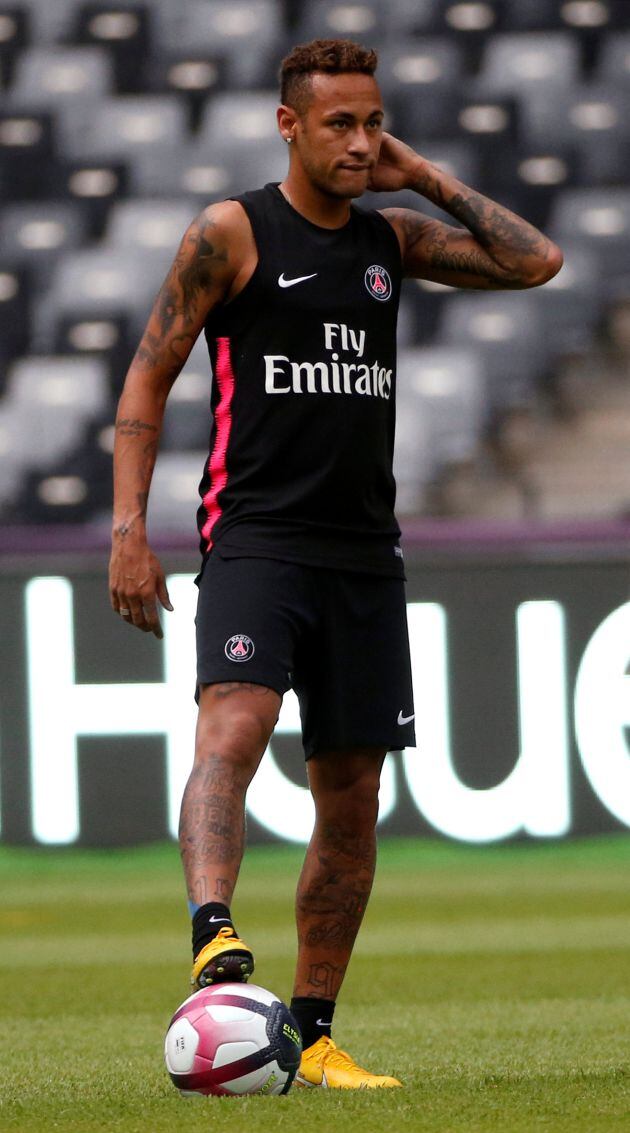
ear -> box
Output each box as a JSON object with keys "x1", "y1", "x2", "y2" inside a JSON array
[{"x1": 277, "y1": 104, "x2": 298, "y2": 144}]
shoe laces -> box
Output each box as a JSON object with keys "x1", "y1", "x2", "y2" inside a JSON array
[
  {"x1": 214, "y1": 926, "x2": 239, "y2": 943},
  {"x1": 316, "y1": 1037, "x2": 359, "y2": 1071}
]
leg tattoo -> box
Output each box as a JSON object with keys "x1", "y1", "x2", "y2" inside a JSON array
[
  {"x1": 294, "y1": 820, "x2": 377, "y2": 999},
  {"x1": 179, "y1": 755, "x2": 246, "y2": 909}
]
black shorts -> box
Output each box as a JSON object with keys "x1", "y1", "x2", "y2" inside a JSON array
[{"x1": 195, "y1": 550, "x2": 416, "y2": 759}]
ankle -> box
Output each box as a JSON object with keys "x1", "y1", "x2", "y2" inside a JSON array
[
  {"x1": 290, "y1": 997, "x2": 336, "y2": 1050},
  {"x1": 191, "y1": 902, "x2": 234, "y2": 958}
]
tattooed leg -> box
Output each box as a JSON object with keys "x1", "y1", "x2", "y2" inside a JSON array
[
  {"x1": 179, "y1": 683, "x2": 281, "y2": 908},
  {"x1": 293, "y1": 747, "x2": 387, "y2": 1000}
]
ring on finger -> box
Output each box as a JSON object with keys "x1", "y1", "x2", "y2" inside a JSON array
[{"x1": 119, "y1": 608, "x2": 131, "y2": 616}]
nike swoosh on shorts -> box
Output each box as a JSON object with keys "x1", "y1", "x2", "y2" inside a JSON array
[{"x1": 397, "y1": 711, "x2": 415, "y2": 726}]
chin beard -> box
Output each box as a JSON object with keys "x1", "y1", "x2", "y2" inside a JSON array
[{"x1": 310, "y1": 170, "x2": 369, "y2": 201}]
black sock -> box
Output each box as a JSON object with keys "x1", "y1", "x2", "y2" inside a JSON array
[
  {"x1": 290, "y1": 997, "x2": 336, "y2": 1050},
  {"x1": 192, "y1": 902, "x2": 234, "y2": 959}
]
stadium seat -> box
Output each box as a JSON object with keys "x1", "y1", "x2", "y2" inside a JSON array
[
  {"x1": 422, "y1": 1, "x2": 504, "y2": 70},
  {"x1": 0, "y1": 264, "x2": 31, "y2": 363},
  {"x1": 437, "y1": 291, "x2": 551, "y2": 412},
  {"x1": 0, "y1": 109, "x2": 55, "y2": 200},
  {"x1": 164, "y1": 0, "x2": 283, "y2": 88},
  {"x1": 295, "y1": 0, "x2": 387, "y2": 43},
  {"x1": 395, "y1": 345, "x2": 485, "y2": 509},
  {"x1": 519, "y1": 81, "x2": 630, "y2": 151},
  {"x1": 521, "y1": 81, "x2": 630, "y2": 185},
  {"x1": 221, "y1": 142, "x2": 288, "y2": 196},
  {"x1": 398, "y1": 345, "x2": 485, "y2": 441},
  {"x1": 440, "y1": 0, "x2": 503, "y2": 32},
  {"x1": 11, "y1": 414, "x2": 115, "y2": 522},
  {"x1": 13, "y1": 0, "x2": 80, "y2": 42},
  {"x1": 127, "y1": 144, "x2": 234, "y2": 203},
  {"x1": 392, "y1": 399, "x2": 433, "y2": 514},
  {"x1": 527, "y1": 240, "x2": 604, "y2": 352},
  {"x1": 55, "y1": 94, "x2": 189, "y2": 161},
  {"x1": 476, "y1": 32, "x2": 581, "y2": 94},
  {"x1": 71, "y1": 3, "x2": 152, "y2": 92},
  {"x1": 194, "y1": 106, "x2": 289, "y2": 190},
  {"x1": 548, "y1": 187, "x2": 630, "y2": 286},
  {"x1": 0, "y1": 6, "x2": 30, "y2": 87},
  {"x1": 376, "y1": 38, "x2": 465, "y2": 100},
  {"x1": 482, "y1": 145, "x2": 578, "y2": 230},
  {"x1": 594, "y1": 31, "x2": 630, "y2": 84},
  {"x1": 49, "y1": 158, "x2": 128, "y2": 239},
  {"x1": 12, "y1": 467, "x2": 91, "y2": 521},
  {"x1": 415, "y1": 139, "x2": 481, "y2": 188},
  {"x1": 143, "y1": 51, "x2": 228, "y2": 125},
  {"x1": 198, "y1": 91, "x2": 281, "y2": 149},
  {"x1": 104, "y1": 199, "x2": 194, "y2": 254},
  {"x1": 6, "y1": 351, "x2": 109, "y2": 411},
  {"x1": 383, "y1": 0, "x2": 444, "y2": 37},
  {"x1": 289, "y1": 0, "x2": 444, "y2": 38},
  {"x1": 6, "y1": 44, "x2": 114, "y2": 105},
  {"x1": 401, "y1": 277, "x2": 458, "y2": 345},
  {"x1": 146, "y1": 450, "x2": 207, "y2": 531},
  {"x1": 33, "y1": 246, "x2": 168, "y2": 349},
  {"x1": 53, "y1": 311, "x2": 135, "y2": 395},
  {"x1": 4, "y1": 354, "x2": 111, "y2": 469},
  {"x1": 0, "y1": 201, "x2": 89, "y2": 282},
  {"x1": 394, "y1": 89, "x2": 519, "y2": 155},
  {"x1": 0, "y1": 402, "x2": 33, "y2": 507},
  {"x1": 504, "y1": 0, "x2": 627, "y2": 32}
]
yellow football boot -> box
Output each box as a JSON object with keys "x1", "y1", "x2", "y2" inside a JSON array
[
  {"x1": 295, "y1": 1036, "x2": 402, "y2": 1089},
  {"x1": 190, "y1": 926, "x2": 254, "y2": 990}
]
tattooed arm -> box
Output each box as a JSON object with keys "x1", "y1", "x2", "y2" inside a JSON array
[
  {"x1": 110, "y1": 201, "x2": 253, "y2": 637},
  {"x1": 371, "y1": 133, "x2": 563, "y2": 289}
]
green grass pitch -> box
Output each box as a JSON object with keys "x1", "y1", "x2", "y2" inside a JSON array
[{"x1": 1, "y1": 835, "x2": 629, "y2": 1133}]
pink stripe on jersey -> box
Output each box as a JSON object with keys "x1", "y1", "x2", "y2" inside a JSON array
[{"x1": 201, "y1": 337, "x2": 235, "y2": 549}]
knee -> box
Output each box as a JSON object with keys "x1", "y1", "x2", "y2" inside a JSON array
[
  {"x1": 314, "y1": 764, "x2": 383, "y2": 831},
  {"x1": 194, "y1": 690, "x2": 279, "y2": 785},
  {"x1": 196, "y1": 707, "x2": 271, "y2": 763}
]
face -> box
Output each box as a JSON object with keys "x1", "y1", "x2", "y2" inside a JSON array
[{"x1": 287, "y1": 72, "x2": 384, "y2": 199}]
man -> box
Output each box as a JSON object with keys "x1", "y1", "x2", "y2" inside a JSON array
[{"x1": 109, "y1": 39, "x2": 562, "y2": 1088}]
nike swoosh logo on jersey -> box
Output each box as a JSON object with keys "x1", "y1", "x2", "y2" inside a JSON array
[
  {"x1": 397, "y1": 711, "x2": 415, "y2": 726},
  {"x1": 278, "y1": 272, "x2": 318, "y2": 288}
]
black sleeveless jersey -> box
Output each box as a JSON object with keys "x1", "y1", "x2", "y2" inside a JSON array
[{"x1": 197, "y1": 182, "x2": 404, "y2": 578}]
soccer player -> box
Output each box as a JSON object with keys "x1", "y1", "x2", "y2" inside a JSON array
[{"x1": 109, "y1": 40, "x2": 562, "y2": 1088}]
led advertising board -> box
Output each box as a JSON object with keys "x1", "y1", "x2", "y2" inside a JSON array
[{"x1": 0, "y1": 555, "x2": 628, "y2": 846}]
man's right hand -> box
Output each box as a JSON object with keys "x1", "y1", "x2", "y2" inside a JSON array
[{"x1": 109, "y1": 533, "x2": 173, "y2": 639}]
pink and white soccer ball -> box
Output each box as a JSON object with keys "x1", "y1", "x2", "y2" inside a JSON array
[{"x1": 164, "y1": 983, "x2": 302, "y2": 1097}]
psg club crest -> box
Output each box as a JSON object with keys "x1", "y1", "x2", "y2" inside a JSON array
[
  {"x1": 225, "y1": 634, "x2": 255, "y2": 662},
  {"x1": 365, "y1": 264, "x2": 392, "y2": 301}
]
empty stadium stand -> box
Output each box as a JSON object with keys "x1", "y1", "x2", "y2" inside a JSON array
[{"x1": 1, "y1": 0, "x2": 629, "y2": 525}]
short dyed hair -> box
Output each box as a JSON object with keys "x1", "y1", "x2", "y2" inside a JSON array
[{"x1": 280, "y1": 39, "x2": 378, "y2": 115}]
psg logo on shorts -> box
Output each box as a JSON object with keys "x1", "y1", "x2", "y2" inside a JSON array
[
  {"x1": 365, "y1": 264, "x2": 392, "y2": 301},
  {"x1": 225, "y1": 634, "x2": 255, "y2": 663}
]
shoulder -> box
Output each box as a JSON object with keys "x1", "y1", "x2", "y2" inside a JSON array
[
  {"x1": 197, "y1": 198, "x2": 253, "y2": 243},
  {"x1": 190, "y1": 199, "x2": 257, "y2": 272}
]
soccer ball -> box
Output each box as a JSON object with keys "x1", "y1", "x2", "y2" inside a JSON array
[{"x1": 164, "y1": 983, "x2": 302, "y2": 1097}]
